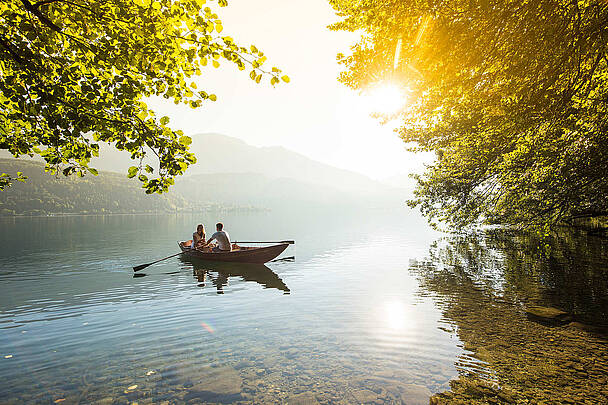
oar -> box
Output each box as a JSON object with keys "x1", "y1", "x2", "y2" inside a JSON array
[
  {"x1": 271, "y1": 256, "x2": 295, "y2": 262},
  {"x1": 133, "y1": 252, "x2": 182, "y2": 272},
  {"x1": 233, "y1": 240, "x2": 295, "y2": 244}
]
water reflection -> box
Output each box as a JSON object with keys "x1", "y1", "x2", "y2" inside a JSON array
[
  {"x1": 411, "y1": 228, "x2": 608, "y2": 403},
  {"x1": 1, "y1": 210, "x2": 449, "y2": 404},
  {"x1": 383, "y1": 300, "x2": 409, "y2": 331},
  {"x1": 179, "y1": 257, "x2": 290, "y2": 294}
]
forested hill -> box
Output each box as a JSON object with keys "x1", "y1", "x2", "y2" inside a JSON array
[
  {"x1": 0, "y1": 159, "x2": 240, "y2": 216},
  {"x1": 1, "y1": 148, "x2": 406, "y2": 216}
]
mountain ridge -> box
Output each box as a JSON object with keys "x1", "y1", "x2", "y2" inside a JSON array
[
  {"x1": 2, "y1": 133, "x2": 402, "y2": 194},
  {"x1": 90, "y1": 132, "x2": 389, "y2": 194},
  {"x1": 0, "y1": 133, "x2": 410, "y2": 215}
]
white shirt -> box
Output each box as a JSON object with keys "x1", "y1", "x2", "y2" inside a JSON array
[{"x1": 208, "y1": 230, "x2": 231, "y2": 251}]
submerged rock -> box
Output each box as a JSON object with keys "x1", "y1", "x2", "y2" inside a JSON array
[
  {"x1": 233, "y1": 359, "x2": 254, "y2": 370},
  {"x1": 568, "y1": 322, "x2": 608, "y2": 334},
  {"x1": 525, "y1": 306, "x2": 572, "y2": 325},
  {"x1": 430, "y1": 377, "x2": 514, "y2": 404},
  {"x1": 286, "y1": 391, "x2": 319, "y2": 405},
  {"x1": 161, "y1": 363, "x2": 197, "y2": 386},
  {"x1": 350, "y1": 388, "x2": 378, "y2": 404},
  {"x1": 400, "y1": 384, "x2": 432, "y2": 405},
  {"x1": 183, "y1": 366, "x2": 243, "y2": 403},
  {"x1": 191, "y1": 366, "x2": 242, "y2": 394}
]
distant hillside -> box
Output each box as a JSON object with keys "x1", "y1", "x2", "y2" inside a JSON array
[
  {"x1": 184, "y1": 133, "x2": 387, "y2": 193},
  {"x1": 2, "y1": 134, "x2": 406, "y2": 197},
  {"x1": 381, "y1": 174, "x2": 417, "y2": 192},
  {"x1": 86, "y1": 133, "x2": 395, "y2": 194},
  {"x1": 0, "y1": 134, "x2": 409, "y2": 215},
  {"x1": 0, "y1": 160, "x2": 259, "y2": 216}
]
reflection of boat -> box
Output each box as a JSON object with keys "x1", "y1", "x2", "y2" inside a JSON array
[
  {"x1": 178, "y1": 241, "x2": 289, "y2": 264},
  {"x1": 180, "y1": 257, "x2": 290, "y2": 293}
]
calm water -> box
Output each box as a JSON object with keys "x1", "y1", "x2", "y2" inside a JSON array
[{"x1": 1, "y1": 209, "x2": 607, "y2": 404}]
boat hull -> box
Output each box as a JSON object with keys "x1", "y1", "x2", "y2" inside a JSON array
[{"x1": 178, "y1": 242, "x2": 289, "y2": 264}]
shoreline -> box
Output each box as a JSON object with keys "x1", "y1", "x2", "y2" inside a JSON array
[{"x1": 0, "y1": 208, "x2": 271, "y2": 219}]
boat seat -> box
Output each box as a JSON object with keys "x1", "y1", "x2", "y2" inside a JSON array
[{"x1": 181, "y1": 241, "x2": 254, "y2": 251}]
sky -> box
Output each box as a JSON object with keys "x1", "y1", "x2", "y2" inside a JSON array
[{"x1": 147, "y1": 0, "x2": 431, "y2": 182}]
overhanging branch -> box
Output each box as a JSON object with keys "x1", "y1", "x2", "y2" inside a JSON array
[{"x1": 20, "y1": 0, "x2": 62, "y2": 32}]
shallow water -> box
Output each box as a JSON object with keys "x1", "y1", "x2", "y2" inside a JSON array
[{"x1": 0, "y1": 209, "x2": 607, "y2": 404}]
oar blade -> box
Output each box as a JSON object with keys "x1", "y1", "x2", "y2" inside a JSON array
[
  {"x1": 133, "y1": 263, "x2": 150, "y2": 272},
  {"x1": 132, "y1": 251, "x2": 182, "y2": 272}
]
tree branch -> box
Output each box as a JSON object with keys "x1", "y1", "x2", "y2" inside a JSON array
[
  {"x1": 20, "y1": 0, "x2": 62, "y2": 32},
  {"x1": 0, "y1": 37, "x2": 26, "y2": 65}
]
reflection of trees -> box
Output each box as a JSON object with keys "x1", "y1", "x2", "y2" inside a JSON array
[
  {"x1": 411, "y1": 229, "x2": 608, "y2": 403},
  {"x1": 502, "y1": 229, "x2": 608, "y2": 324},
  {"x1": 417, "y1": 229, "x2": 608, "y2": 325}
]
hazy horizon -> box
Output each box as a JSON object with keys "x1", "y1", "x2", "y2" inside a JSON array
[
  {"x1": 1, "y1": 132, "x2": 417, "y2": 191},
  {"x1": 0, "y1": 1, "x2": 433, "y2": 186},
  {"x1": 142, "y1": 0, "x2": 432, "y2": 182}
]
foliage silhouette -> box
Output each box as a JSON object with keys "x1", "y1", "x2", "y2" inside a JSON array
[
  {"x1": 330, "y1": 0, "x2": 608, "y2": 228},
  {"x1": 1, "y1": 0, "x2": 287, "y2": 193}
]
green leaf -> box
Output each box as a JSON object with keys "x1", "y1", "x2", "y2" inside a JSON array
[{"x1": 127, "y1": 166, "x2": 138, "y2": 178}]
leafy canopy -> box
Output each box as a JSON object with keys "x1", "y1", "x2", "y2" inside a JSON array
[
  {"x1": 330, "y1": 0, "x2": 608, "y2": 228},
  {"x1": 1, "y1": 0, "x2": 288, "y2": 193}
]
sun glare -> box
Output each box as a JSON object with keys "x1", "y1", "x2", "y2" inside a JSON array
[
  {"x1": 365, "y1": 83, "x2": 407, "y2": 116},
  {"x1": 384, "y1": 300, "x2": 408, "y2": 330}
]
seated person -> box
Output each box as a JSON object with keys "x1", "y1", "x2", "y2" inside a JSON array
[
  {"x1": 191, "y1": 224, "x2": 206, "y2": 249},
  {"x1": 205, "y1": 222, "x2": 231, "y2": 252}
]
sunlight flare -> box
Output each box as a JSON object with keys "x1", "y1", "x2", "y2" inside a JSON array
[
  {"x1": 200, "y1": 321, "x2": 215, "y2": 333},
  {"x1": 365, "y1": 83, "x2": 407, "y2": 116}
]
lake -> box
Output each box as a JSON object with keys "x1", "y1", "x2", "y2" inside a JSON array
[{"x1": 1, "y1": 208, "x2": 607, "y2": 404}]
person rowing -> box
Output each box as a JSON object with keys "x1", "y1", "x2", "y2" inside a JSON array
[
  {"x1": 191, "y1": 224, "x2": 206, "y2": 249},
  {"x1": 205, "y1": 222, "x2": 231, "y2": 252}
]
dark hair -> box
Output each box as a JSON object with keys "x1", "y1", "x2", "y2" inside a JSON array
[{"x1": 216, "y1": 222, "x2": 223, "y2": 231}]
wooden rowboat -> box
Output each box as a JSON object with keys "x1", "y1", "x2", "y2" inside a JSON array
[{"x1": 178, "y1": 240, "x2": 290, "y2": 264}]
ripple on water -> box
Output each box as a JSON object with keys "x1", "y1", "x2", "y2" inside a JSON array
[{"x1": 3, "y1": 213, "x2": 606, "y2": 403}]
